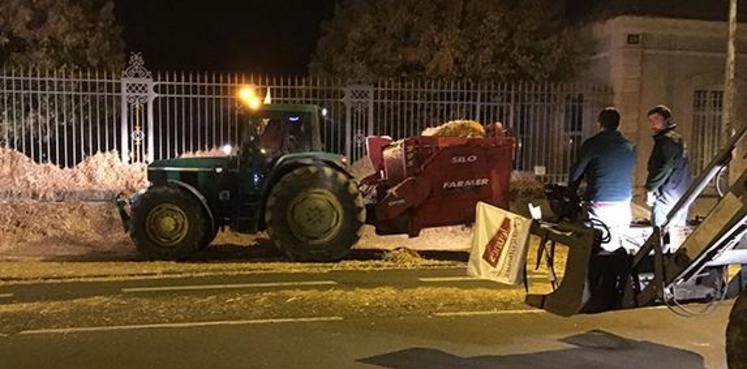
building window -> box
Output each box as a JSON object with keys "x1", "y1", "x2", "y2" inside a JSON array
[
  {"x1": 691, "y1": 90, "x2": 723, "y2": 176},
  {"x1": 626, "y1": 34, "x2": 641, "y2": 45}
]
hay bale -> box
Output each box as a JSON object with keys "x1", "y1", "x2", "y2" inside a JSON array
[{"x1": 421, "y1": 120, "x2": 485, "y2": 138}]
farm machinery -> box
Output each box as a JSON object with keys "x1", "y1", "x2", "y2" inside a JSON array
[
  {"x1": 117, "y1": 85, "x2": 514, "y2": 262},
  {"x1": 523, "y1": 124, "x2": 747, "y2": 368}
]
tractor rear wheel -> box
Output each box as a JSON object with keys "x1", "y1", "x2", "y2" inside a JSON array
[
  {"x1": 727, "y1": 289, "x2": 747, "y2": 369},
  {"x1": 265, "y1": 165, "x2": 365, "y2": 262},
  {"x1": 130, "y1": 185, "x2": 210, "y2": 260}
]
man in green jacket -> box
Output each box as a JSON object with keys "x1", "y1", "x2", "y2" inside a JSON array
[{"x1": 645, "y1": 105, "x2": 692, "y2": 236}]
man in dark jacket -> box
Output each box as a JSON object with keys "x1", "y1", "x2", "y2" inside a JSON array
[
  {"x1": 569, "y1": 107, "x2": 637, "y2": 252},
  {"x1": 645, "y1": 105, "x2": 692, "y2": 232}
]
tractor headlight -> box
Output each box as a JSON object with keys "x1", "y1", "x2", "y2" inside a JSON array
[{"x1": 237, "y1": 84, "x2": 263, "y2": 110}]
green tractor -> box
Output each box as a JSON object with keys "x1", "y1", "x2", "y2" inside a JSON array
[{"x1": 117, "y1": 101, "x2": 365, "y2": 262}]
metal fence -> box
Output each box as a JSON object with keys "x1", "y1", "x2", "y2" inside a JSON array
[
  {"x1": 0, "y1": 53, "x2": 612, "y2": 183},
  {"x1": 0, "y1": 68, "x2": 122, "y2": 167}
]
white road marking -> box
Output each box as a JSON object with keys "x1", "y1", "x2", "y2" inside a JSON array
[
  {"x1": 18, "y1": 316, "x2": 344, "y2": 336},
  {"x1": 640, "y1": 305, "x2": 670, "y2": 311},
  {"x1": 689, "y1": 342, "x2": 711, "y2": 347},
  {"x1": 121, "y1": 280, "x2": 337, "y2": 293},
  {"x1": 2, "y1": 265, "x2": 465, "y2": 286},
  {"x1": 2, "y1": 270, "x2": 333, "y2": 286},
  {"x1": 434, "y1": 309, "x2": 545, "y2": 317},
  {"x1": 418, "y1": 276, "x2": 479, "y2": 282},
  {"x1": 0, "y1": 293, "x2": 13, "y2": 298},
  {"x1": 418, "y1": 276, "x2": 543, "y2": 283}
]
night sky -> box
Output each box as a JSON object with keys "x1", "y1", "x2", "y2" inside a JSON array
[
  {"x1": 114, "y1": 0, "x2": 337, "y2": 74},
  {"x1": 114, "y1": 0, "x2": 739, "y2": 75}
]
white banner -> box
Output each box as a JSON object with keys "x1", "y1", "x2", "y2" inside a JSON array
[{"x1": 467, "y1": 202, "x2": 532, "y2": 285}]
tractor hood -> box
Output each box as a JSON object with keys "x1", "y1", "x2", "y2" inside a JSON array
[
  {"x1": 147, "y1": 156, "x2": 234, "y2": 183},
  {"x1": 149, "y1": 156, "x2": 232, "y2": 170},
  {"x1": 275, "y1": 152, "x2": 348, "y2": 169}
]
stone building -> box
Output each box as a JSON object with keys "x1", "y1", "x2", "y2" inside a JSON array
[{"x1": 574, "y1": 1, "x2": 747, "y2": 194}]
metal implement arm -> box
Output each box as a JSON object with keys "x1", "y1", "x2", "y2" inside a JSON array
[
  {"x1": 622, "y1": 124, "x2": 747, "y2": 308},
  {"x1": 661, "y1": 124, "x2": 747, "y2": 229}
]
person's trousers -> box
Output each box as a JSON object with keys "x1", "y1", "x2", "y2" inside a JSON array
[{"x1": 652, "y1": 198, "x2": 689, "y2": 252}]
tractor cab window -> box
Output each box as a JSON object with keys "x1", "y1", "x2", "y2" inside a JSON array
[
  {"x1": 259, "y1": 118, "x2": 284, "y2": 155},
  {"x1": 286, "y1": 113, "x2": 311, "y2": 152},
  {"x1": 240, "y1": 111, "x2": 314, "y2": 158}
]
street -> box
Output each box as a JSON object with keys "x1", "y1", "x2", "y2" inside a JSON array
[
  {"x1": 1, "y1": 1, "x2": 745, "y2": 368},
  {"x1": 0, "y1": 265, "x2": 735, "y2": 369}
]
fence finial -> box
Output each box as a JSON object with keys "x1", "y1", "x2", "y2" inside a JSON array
[{"x1": 122, "y1": 52, "x2": 152, "y2": 79}]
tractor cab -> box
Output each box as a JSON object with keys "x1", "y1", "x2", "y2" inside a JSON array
[
  {"x1": 238, "y1": 103, "x2": 324, "y2": 162},
  {"x1": 236, "y1": 103, "x2": 331, "y2": 196}
]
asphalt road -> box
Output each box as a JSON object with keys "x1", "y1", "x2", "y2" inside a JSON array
[
  {"x1": 0, "y1": 303, "x2": 733, "y2": 369},
  {"x1": 0, "y1": 266, "x2": 738, "y2": 369},
  {"x1": 0, "y1": 267, "x2": 524, "y2": 304}
]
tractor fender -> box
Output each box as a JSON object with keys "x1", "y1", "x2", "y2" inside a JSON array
[
  {"x1": 257, "y1": 155, "x2": 354, "y2": 230},
  {"x1": 276, "y1": 154, "x2": 353, "y2": 178},
  {"x1": 166, "y1": 179, "x2": 216, "y2": 236},
  {"x1": 264, "y1": 155, "x2": 354, "y2": 194}
]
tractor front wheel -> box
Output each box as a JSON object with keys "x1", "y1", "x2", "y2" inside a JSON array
[
  {"x1": 727, "y1": 289, "x2": 747, "y2": 369},
  {"x1": 265, "y1": 165, "x2": 365, "y2": 262},
  {"x1": 130, "y1": 185, "x2": 210, "y2": 260}
]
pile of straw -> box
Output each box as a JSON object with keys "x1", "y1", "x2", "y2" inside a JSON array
[
  {"x1": 0, "y1": 149, "x2": 147, "y2": 201},
  {"x1": 421, "y1": 120, "x2": 486, "y2": 138}
]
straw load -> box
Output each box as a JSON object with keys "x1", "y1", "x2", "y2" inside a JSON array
[
  {"x1": 350, "y1": 120, "x2": 491, "y2": 180},
  {"x1": 421, "y1": 119, "x2": 486, "y2": 138},
  {"x1": 350, "y1": 157, "x2": 375, "y2": 181}
]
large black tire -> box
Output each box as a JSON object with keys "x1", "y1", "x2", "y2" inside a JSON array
[
  {"x1": 727, "y1": 289, "x2": 747, "y2": 369},
  {"x1": 265, "y1": 165, "x2": 365, "y2": 262},
  {"x1": 130, "y1": 185, "x2": 210, "y2": 260}
]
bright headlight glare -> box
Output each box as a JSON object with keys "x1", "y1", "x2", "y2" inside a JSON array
[{"x1": 237, "y1": 84, "x2": 262, "y2": 110}]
